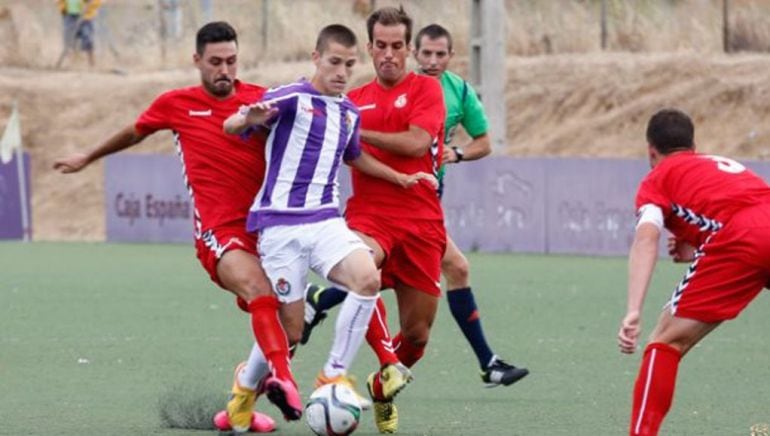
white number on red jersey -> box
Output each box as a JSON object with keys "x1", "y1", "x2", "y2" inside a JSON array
[{"x1": 705, "y1": 155, "x2": 746, "y2": 174}]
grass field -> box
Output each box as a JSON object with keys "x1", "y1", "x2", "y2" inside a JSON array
[{"x1": 1, "y1": 242, "x2": 768, "y2": 435}]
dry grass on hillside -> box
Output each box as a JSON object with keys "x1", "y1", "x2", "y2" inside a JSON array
[
  {"x1": 3, "y1": 0, "x2": 770, "y2": 71},
  {"x1": 1, "y1": 1, "x2": 770, "y2": 240}
]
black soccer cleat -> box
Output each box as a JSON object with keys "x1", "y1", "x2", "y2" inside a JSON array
[
  {"x1": 481, "y1": 356, "x2": 529, "y2": 387},
  {"x1": 300, "y1": 284, "x2": 328, "y2": 345}
]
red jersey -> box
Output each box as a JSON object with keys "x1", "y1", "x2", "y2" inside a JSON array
[
  {"x1": 635, "y1": 151, "x2": 770, "y2": 246},
  {"x1": 346, "y1": 72, "x2": 445, "y2": 220},
  {"x1": 135, "y1": 81, "x2": 266, "y2": 235}
]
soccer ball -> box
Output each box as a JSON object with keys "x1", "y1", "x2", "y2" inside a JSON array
[{"x1": 305, "y1": 383, "x2": 362, "y2": 435}]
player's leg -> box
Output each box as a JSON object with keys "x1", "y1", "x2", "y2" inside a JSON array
[
  {"x1": 391, "y1": 284, "x2": 439, "y2": 367},
  {"x1": 216, "y1": 249, "x2": 300, "y2": 422},
  {"x1": 364, "y1": 283, "x2": 435, "y2": 434},
  {"x1": 340, "y1": 228, "x2": 404, "y2": 370},
  {"x1": 629, "y1": 311, "x2": 719, "y2": 436},
  {"x1": 314, "y1": 245, "x2": 379, "y2": 408},
  {"x1": 300, "y1": 229, "x2": 384, "y2": 344},
  {"x1": 195, "y1": 228, "x2": 283, "y2": 431},
  {"x1": 442, "y1": 235, "x2": 529, "y2": 386},
  {"x1": 217, "y1": 249, "x2": 294, "y2": 383},
  {"x1": 320, "y1": 253, "x2": 379, "y2": 379},
  {"x1": 629, "y1": 221, "x2": 770, "y2": 435},
  {"x1": 216, "y1": 343, "x2": 276, "y2": 433}
]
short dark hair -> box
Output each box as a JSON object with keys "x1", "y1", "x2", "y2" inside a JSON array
[
  {"x1": 315, "y1": 24, "x2": 358, "y2": 53},
  {"x1": 366, "y1": 6, "x2": 412, "y2": 44},
  {"x1": 196, "y1": 21, "x2": 238, "y2": 55},
  {"x1": 646, "y1": 109, "x2": 695, "y2": 154},
  {"x1": 415, "y1": 23, "x2": 453, "y2": 51}
]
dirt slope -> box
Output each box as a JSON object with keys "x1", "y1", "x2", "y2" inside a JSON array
[{"x1": 2, "y1": 52, "x2": 770, "y2": 241}]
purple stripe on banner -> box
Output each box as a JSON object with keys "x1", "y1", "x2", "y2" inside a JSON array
[
  {"x1": 288, "y1": 97, "x2": 327, "y2": 207},
  {"x1": 0, "y1": 152, "x2": 31, "y2": 240},
  {"x1": 260, "y1": 96, "x2": 298, "y2": 207},
  {"x1": 321, "y1": 106, "x2": 349, "y2": 204}
]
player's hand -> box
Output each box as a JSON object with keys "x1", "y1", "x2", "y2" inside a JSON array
[
  {"x1": 244, "y1": 102, "x2": 278, "y2": 126},
  {"x1": 442, "y1": 146, "x2": 458, "y2": 163},
  {"x1": 399, "y1": 171, "x2": 438, "y2": 189},
  {"x1": 667, "y1": 236, "x2": 696, "y2": 263},
  {"x1": 618, "y1": 310, "x2": 641, "y2": 354},
  {"x1": 53, "y1": 153, "x2": 90, "y2": 173}
]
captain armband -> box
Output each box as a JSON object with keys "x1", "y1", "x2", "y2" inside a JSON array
[{"x1": 636, "y1": 203, "x2": 663, "y2": 230}]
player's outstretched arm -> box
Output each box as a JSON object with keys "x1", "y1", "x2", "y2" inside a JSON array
[
  {"x1": 348, "y1": 152, "x2": 437, "y2": 189},
  {"x1": 618, "y1": 222, "x2": 660, "y2": 354},
  {"x1": 224, "y1": 102, "x2": 278, "y2": 135},
  {"x1": 53, "y1": 124, "x2": 146, "y2": 173},
  {"x1": 360, "y1": 125, "x2": 433, "y2": 157}
]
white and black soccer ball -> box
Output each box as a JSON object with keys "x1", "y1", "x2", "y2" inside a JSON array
[{"x1": 305, "y1": 383, "x2": 362, "y2": 436}]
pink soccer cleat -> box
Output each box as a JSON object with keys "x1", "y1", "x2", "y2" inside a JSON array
[
  {"x1": 264, "y1": 376, "x2": 303, "y2": 421},
  {"x1": 213, "y1": 410, "x2": 276, "y2": 433}
]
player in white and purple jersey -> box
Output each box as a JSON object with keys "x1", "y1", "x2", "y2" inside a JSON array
[{"x1": 223, "y1": 24, "x2": 437, "y2": 420}]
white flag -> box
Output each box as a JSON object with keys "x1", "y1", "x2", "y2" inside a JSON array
[{"x1": 0, "y1": 102, "x2": 22, "y2": 164}]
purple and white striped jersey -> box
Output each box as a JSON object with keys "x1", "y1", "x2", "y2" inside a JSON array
[{"x1": 246, "y1": 80, "x2": 361, "y2": 232}]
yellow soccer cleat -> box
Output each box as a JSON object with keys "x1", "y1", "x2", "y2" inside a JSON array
[
  {"x1": 226, "y1": 362, "x2": 257, "y2": 433},
  {"x1": 366, "y1": 363, "x2": 413, "y2": 401},
  {"x1": 372, "y1": 400, "x2": 399, "y2": 434},
  {"x1": 315, "y1": 371, "x2": 372, "y2": 410}
]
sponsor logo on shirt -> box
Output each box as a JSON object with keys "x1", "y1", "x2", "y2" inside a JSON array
[
  {"x1": 358, "y1": 103, "x2": 376, "y2": 111},
  {"x1": 301, "y1": 104, "x2": 325, "y2": 117},
  {"x1": 275, "y1": 277, "x2": 291, "y2": 296},
  {"x1": 188, "y1": 109, "x2": 212, "y2": 117},
  {"x1": 394, "y1": 93, "x2": 407, "y2": 108}
]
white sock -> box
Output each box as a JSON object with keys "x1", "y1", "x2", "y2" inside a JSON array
[
  {"x1": 238, "y1": 342, "x2": 270, "y2": 390},
  {"x1": 323, "y1": 292, "x2": 377, "y2": 378}
]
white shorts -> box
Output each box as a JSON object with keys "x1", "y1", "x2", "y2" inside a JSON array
[{"x1": 258, "y1": 218, "x2": 370, "y2": 303}]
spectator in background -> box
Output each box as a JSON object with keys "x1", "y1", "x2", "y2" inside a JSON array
[{"x1": 57, "y1": 0, "x2": 102, "y2": 67}]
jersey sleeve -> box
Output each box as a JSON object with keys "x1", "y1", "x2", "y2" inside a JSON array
[
  {"x1": 409, "y1": 78, "x2": 445, "y2": 138},
  {"x1": 460, "y1": 82, "x2": 489, "y2": 138},
  {"x1": 343, "y1": 114, "x2": 362, "y2": 162},
  {"x1": 634, "y1": 173, "x2": 671, "y2": 218},
  {"x1": 135, "y1": 92, "x2": 174, "y2": 136},
  {"x1": 262, "y1": 85, "x2": 302, "y2": 127}
]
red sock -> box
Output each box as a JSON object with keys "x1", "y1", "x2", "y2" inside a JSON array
[
  {"x1": 365, "y1": 297, "x2": 400, "y2": 367},
  {"x1": 630, "y1": 343, "x2": 681, "y2": 436},
  {"x1": 248, "y1": 296, "x2": 293, "y2": 382},
  {"x1": 393, "y1": 333, "x2": 425, "y2": 368}
]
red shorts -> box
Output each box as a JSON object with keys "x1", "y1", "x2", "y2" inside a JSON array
[
  {"x1": 671, "y1": 205, "x2": 770, "y2": 322},
  {"x1": 347, "y1": 213, "x2": 446, "y2": 296},
  {"x1": 195, "y1": 224, "x2": 258, "y2": 289}
]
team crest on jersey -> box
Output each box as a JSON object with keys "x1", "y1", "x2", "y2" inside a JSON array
[
  {"x1": 394, "y1": 93, "x2": 407, "y2": 108},
  {"x1": 275, "y1": 278, "x2": 291, "y2": 296}
]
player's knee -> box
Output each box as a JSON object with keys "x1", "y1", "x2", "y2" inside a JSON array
[
  {"x1": 232, "y1": 275, "x2": 272, "y2": 301},
  {"x1": 401, "y1": 326, "x2": 430, "y2": 348},
  {"x1": 442, "y1": 255, "x2": 469, "y2": 284},
  {"x1": 348, "y1": 268, "x2": 380, "y2": 296}
]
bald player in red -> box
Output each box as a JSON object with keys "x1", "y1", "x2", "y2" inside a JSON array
[{"x1": 618, "y1": 108, "x2": 770, "y2": 435}]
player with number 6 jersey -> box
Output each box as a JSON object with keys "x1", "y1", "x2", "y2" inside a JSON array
[{"x1": 619, "y1": 108, "x2": 770, "y2": 435}]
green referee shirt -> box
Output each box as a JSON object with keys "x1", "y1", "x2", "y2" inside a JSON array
[{"x1": 437, "y1": 70, "x2": 489, "y2": 182}]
